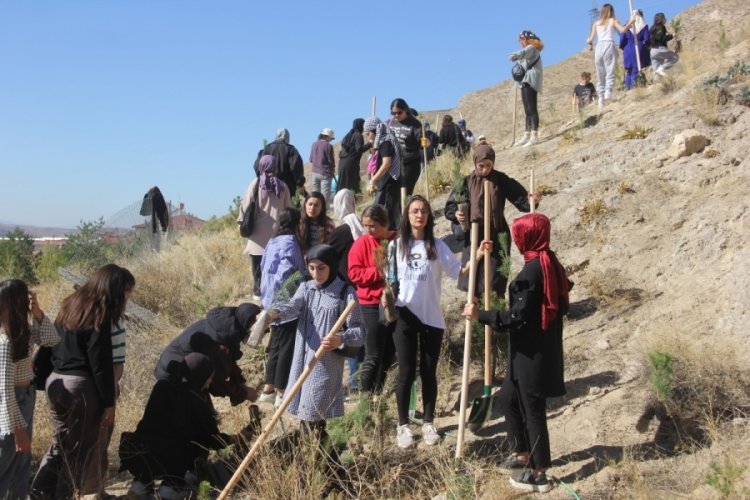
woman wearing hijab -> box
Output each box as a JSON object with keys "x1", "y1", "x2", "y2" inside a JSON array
[
  {"x1": 619, "y1": 9, "x2": 651, "y2": 89},
  {"x1": 364, "y1": 117, "x2": 403, "y2": 230},
  {"x1": 464, "y1": 213, "x2": 570, "y2": 493},
  {"x1": 509, "y1": 30, "x2": 545, "y2": 147},
  {"x1": 154, "y1": 303, "x2": 262, "y2": 406},
  {"x1": 121, "y1": 353, "x2": 255, "y2": 498},
  {"x1": 238, "y1": 154, "x2": 292, "y2": 299},
  {"x1": 337, "y1": 118, "x2": 371, "y2": 193},
  {"x1": 445, "y1": 144, "x2": 539, "y2": 298}
]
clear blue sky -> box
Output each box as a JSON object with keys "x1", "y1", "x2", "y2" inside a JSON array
[{"x1": 0, "y1": 0, "x2": 697, "y2": 228}]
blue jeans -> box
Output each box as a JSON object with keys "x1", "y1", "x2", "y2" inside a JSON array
[{"x1": 0, "y1": 385, "x2": 36, "y2": 499}]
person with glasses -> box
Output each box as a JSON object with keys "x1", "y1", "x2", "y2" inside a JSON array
[
  {"x1": 388, "y1": 98, "x2": 425, "y2": 196},
  {"x1": 389, "y1": 196, "x2": 490, "y2": 448},
  {"x1": 445, "y1": 144, "x2": 539, "y2": 300}
]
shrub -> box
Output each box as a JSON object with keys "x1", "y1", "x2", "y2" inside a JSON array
[
  {"x1": 0, "y1": 227, "x2": 37, "y2": 283},
  {"x1": 706, "y1": 455, "x2": 748, "y2": 499},
  {"x1": 580, "y1": 198, "x2": 609, "y2": 223},
  {"x1": 691, "y1": 87, "x2": 722, "y2": 126},
  {"x1": 618, "y1": 125, "x2": 654, "y2": 140}
]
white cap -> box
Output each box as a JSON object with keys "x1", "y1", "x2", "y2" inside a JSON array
[{"x1": 320, "y1": 128, "x2": 335, "y2": 139}]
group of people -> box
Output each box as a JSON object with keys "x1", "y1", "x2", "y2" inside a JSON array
[
  {"x1": 584, "y1": 5, "x2": 680, "y2": 109},
  {"x1": 236, "y1": 115, "x2": 570, "y2": 492}
]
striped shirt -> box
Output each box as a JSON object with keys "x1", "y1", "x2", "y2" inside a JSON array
[
  {"x1": 0, "y1": 315, "x2": 59, "y2": 435},
  {"x1": 112, "y1": 325, "x2": 126, "y2": 365}
]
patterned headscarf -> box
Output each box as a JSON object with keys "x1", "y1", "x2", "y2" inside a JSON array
[
  {"x1": 364, "y1": 117, "x2": 402, "y2": 181},
  {"x1": 511, "y1": 213, "x2": 569, "y2": 331},
  {"x1": 519, "y1": 30, "x2": 540, "y2": 40},
  {"x1": 259, "y1": 154, "x2": 282, "y2": 203}
]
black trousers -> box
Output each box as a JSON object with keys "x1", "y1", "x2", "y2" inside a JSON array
[
  {"x1": 376, "y1": 176, "x2": 401, "y2": 231},
  {"x1": 392, "y1": 306, "x2": 444, "y2": 425},
  {"x1": 498, "y1": 376, "x2": 551, "y2": 469},
  {"x1": 250, "y1": 254, "x2": 263, "y2": 296},
  {"x1": 521, "y1": 83, "x2": 539, "y2": 132},
  {"x1": 264, "y1": 320, "x2": 298, "y2": 390},
  {"x1": 357, "y1": 305, "x2": 395, "y2": 394},
  {"x1": 401, "y1": 159, "x2": 421, "y2": 196}
]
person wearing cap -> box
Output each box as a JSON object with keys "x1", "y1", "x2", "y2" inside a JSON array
[
  {"x1": 266, "y1": 244, "x2": 364, "y2": 433},
  {"x1": 253, "y1": 128, "x2": 307, "y2": 198},
  {"x1": 310, "y1": 128, "x2": 336, "y2": 207},
  {"x1": 510, "y1": 30, "x2": 545, "y2": 147},
  {"x1": 388, "y1": 98, "x2": 424, "y2": 196},
  {"x1": 154, "y1": 304, "x2": 262, "y2": 406},
  {"x1": 457, "y1": 118, "x2": 476, "y2": 146},
  {"x1": 445, "y1": 144, "x2": 540, "y2": 298},
  {"x1": 364, "y1": 117, "x2": 403, "y2": 230},
  {"x1": 476, "y1": 134, "x2": 489, "y2": 146}
]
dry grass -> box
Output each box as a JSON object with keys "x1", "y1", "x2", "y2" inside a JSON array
[
  {"x1": 126, "y1": 227, "x2": 250, "y2": 326},
  {"x1": 580, "y1": 198, "x2": 609, "y2": 224},
  {"x1": 617, "y1": 179, "x2": 635, "y2": 194},
  {"x1": 618, "y1": 125, "x2": 655, "y2": 141},
  {"x1": 691, "y1": 87, "x2": 722, "y2": 126}
]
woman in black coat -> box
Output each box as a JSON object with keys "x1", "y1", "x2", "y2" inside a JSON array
[
  {"x1": 464, "y1": 212, "x2": 569, "y2": 494},
  {"x1": 120, "y1": 353, "x2": 254, "y2": 497},
  {"x1": 154, "y1": 303, "x2": 261, "y2": 405},
  {"x1": 337, "y1": 118, "x2": 370, "y2": 193}
]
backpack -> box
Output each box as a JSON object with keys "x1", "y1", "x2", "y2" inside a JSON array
[
  {"x1": 239, "y1": 181, "x2": 260, "y2": 238},
  {"x1": 511, "y1": 53, "x2": 540, "y2": 82}
]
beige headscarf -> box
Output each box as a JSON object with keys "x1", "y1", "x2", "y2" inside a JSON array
[{"x1": 333, "y1": 189, "x2": 364, "y2": 239}]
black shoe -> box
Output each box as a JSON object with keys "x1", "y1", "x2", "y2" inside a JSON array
[
  {"x1": 509, "y1": 470, "x2": 551, "y2": 493},
  {"x1": 499, "y1": 455, "x2": 529, "y2": 473}
]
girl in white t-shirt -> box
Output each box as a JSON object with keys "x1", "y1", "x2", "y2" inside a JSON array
[{"x1": 390, "y1": 195, "x2": 489, "y2": 448}]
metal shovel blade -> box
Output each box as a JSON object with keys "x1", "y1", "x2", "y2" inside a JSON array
[{"x1": 467, "y1": 385, "x2": 493, "y2": 433}]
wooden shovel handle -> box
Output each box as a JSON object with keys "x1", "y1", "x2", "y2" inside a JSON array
[{"x1": 483, "y1": 181, "x2": 492, "y2": 385}]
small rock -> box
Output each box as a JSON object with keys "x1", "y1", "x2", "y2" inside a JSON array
[
  {"x1": 667, "y1": 129, "x2": 710, "y2": 159},
  {"x1": 596, "y1": 339, "x2": 611, "y2": 350},
  {"x1": 590, "y1": 386, "x2": 602, "y2": 396}
]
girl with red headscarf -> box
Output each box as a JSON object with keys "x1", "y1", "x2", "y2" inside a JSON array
[{"x1": 464, "y1": 212, "x2": 570, "y2": 494}]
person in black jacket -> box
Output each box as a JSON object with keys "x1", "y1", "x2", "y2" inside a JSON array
[
  {"x1": 438, "y1": 115, "x2": 468, "y2": 158},
  {"x1": 120, "y1": 353, "x2": 256, "y2": 498},
  {"x1": 337, "y1": 118, "x2": 371, "y2": 193},
  {"x1": 649, "y1": 12, "x2": 679, "y2": 79},
  {"x1": 253, "y1": 128, "x2": 307, "y2": 198},
  {"x1": 464, "y1": 212, "x2": 569, "y2": 494},
  {"x1": 389, "y1": 98, "x2": 424, "y2": 196},
  {"x1": 31, "y1": 264, "x2": 135, "y2": 500},
  {"x1": 154, "y1": 304, "x2": 261, "y2": 406},
  {"x1": 444, "y1": 145, "x2": 538, "y2": 298}
]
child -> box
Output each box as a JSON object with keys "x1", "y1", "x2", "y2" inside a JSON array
[
  {"x1": 464, "y1": 213, "x2": 570, "y2": 493},
  {"x1": 571, "y1": 72, "x2": 598, "y2": 111},
  {"x1": 271, "y1": 244, "x2": 364, "y2": 432},
  {"x1": 650, "y1": 12, "x2": 679, "y2": 79}
]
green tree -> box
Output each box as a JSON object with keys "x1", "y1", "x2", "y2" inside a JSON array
[
  {"x1": 62, "y1": 218, "x2": 111, "y2": 273},
  {"x1": 0, "y1": 227, "x2": 38, "y2": 283}
]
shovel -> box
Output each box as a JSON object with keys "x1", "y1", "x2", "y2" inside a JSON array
[
  {"x1": 468, "y1": 180, "x2": 493, "y2": 432},
  {"x1": 218, "y1": 300, "x2": 357, "y2": 500},
  {"x1": 456, "y1": 223, "x2": 479, "y2": 459}
]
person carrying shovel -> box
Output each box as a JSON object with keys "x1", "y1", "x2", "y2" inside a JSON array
[{"x1": 463, "y1": 212, "x2": 570, "y2": 493}]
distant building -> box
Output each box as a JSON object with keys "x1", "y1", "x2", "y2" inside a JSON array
[{"x1": 132, "y1": 202, "x2": 205, "y2": 232}]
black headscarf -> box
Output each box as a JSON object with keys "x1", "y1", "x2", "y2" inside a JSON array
[
  {"x1": 341, "y1": 118, "x2": 365, "y2": 152},
  {"x1": 183, "y1": 352, "x2": 214, "y2": 392},
  {"x1": 306, "y1": 244, "x2": 339, "y2": 288}
]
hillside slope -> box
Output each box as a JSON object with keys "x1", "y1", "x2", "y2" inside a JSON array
[{"x1": 425, "y1": 0, "x2": 750, "y2": 496}]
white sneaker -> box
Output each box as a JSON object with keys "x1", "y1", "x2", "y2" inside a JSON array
[
  {"x1": 656, "y1": 66, "x2": 668, "y2": 77},
  {"x1": 274, "y1": 394, "x2": 283, "y2": 408},
  {"x1": 258, "y1": 391, "x2": 275, "y2": 403},
  {"x1": 252, "y1": 294, "x2": 262, "y2": 301},
  {"x1": 597, "y1": 96, "x2": 604, "y2": 109},
  {"x1": 523, "y1": 132, "x2": 538, "y2": 147},
  {"x1": 422, "y1": 423, "x2": 440, "y2": 445},
  {"x1": 514, "y1": 132, "x2": 530, "y2": 147},
  {"x1": 396, "y1": 424, "x2": 415, "y2": 448}
]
